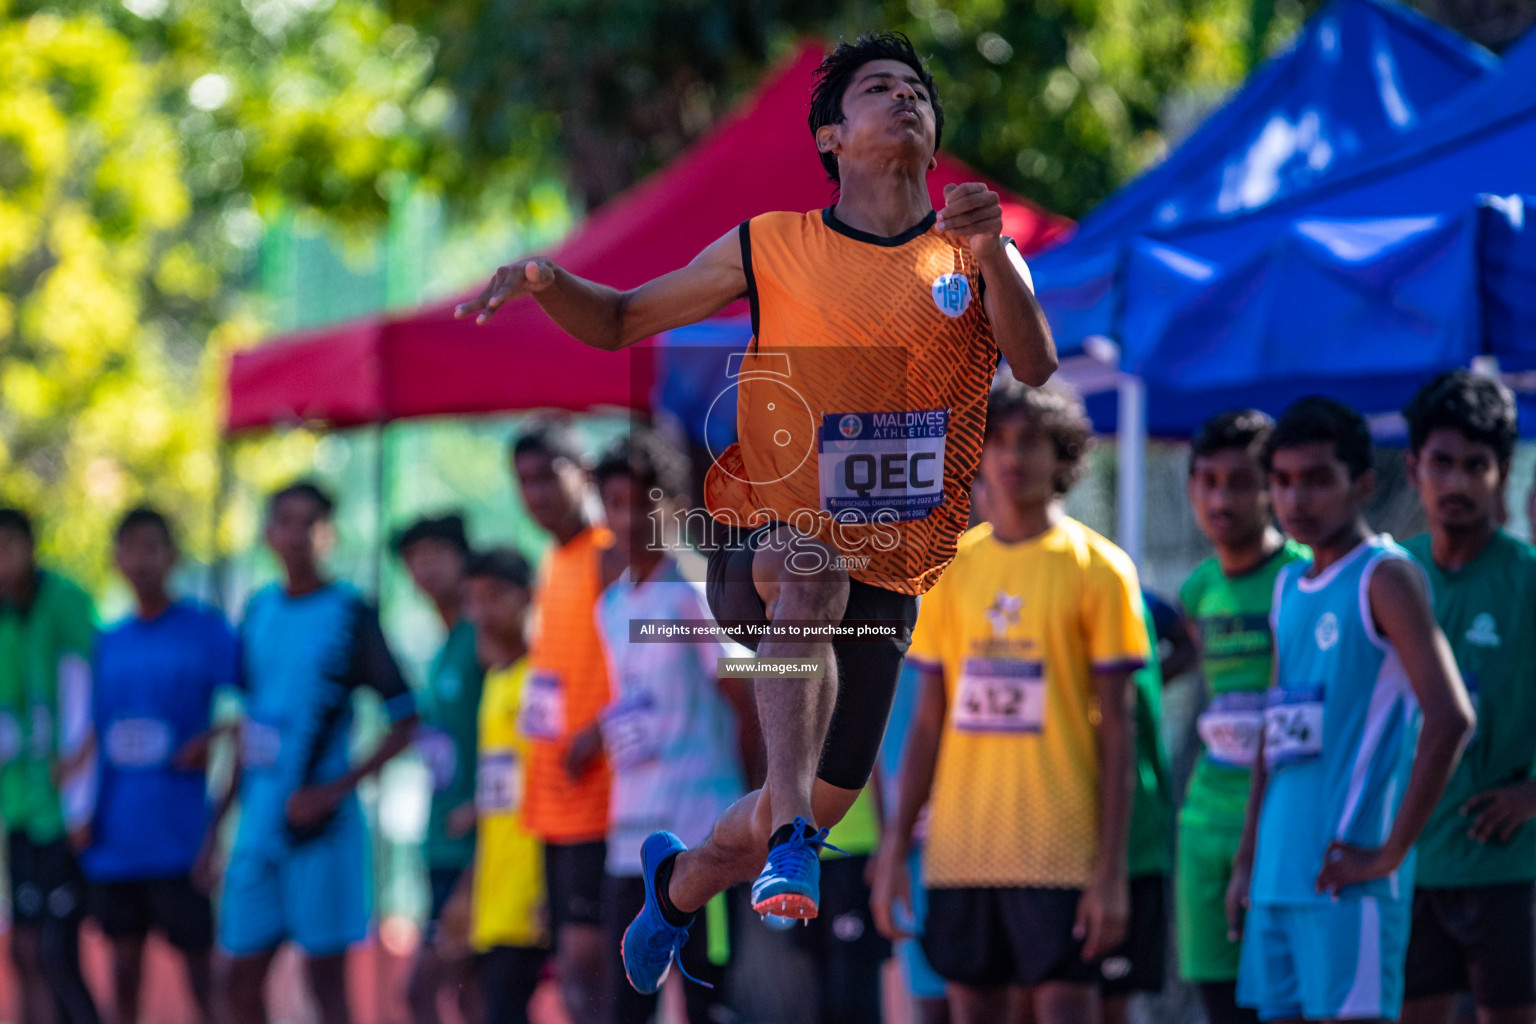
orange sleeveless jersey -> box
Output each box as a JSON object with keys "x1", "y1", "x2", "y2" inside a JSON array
[
  {"x1": 703, "y1": 209, "x2": 1000, "y2": 596},
  {"x1": 522, "y1": 525, "x2": 613, "y2": 843}
]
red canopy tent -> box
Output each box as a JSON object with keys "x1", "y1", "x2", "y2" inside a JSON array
[{"x1": 224, "y1": 41, "x2": 1072, "y2": 434}]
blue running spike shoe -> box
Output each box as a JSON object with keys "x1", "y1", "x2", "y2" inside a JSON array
[
  {"x1": 621, "y1": 831, "x2": 706, "y2": 994},
  {"x1": 750, "y1": 816, "x2": 844, "y2": 919}
]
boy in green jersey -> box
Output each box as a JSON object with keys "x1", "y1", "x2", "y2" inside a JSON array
[
  {"x1": 1400, "y1": 371, "x2": 1536, "y2": 1024},
  {"x1": 396, "y1": 514, "x2": 485, "y2": 1024},
  {"x1": 1176, "y1": 412, "x2": 1306, "y2": 1024},
  {"x1": 0, "y1": 509, "x2": 101, "y2": 1024}
]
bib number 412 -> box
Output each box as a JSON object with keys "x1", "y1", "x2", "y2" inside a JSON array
[{"x1": 953, "y1": 658, "x2": 1045, "y2": 733}]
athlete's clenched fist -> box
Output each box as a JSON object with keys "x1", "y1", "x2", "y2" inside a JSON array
[{"x1": 937, "y1": 181, "x2": 1004, "y2": 258}]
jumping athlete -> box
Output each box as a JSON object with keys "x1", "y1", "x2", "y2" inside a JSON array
[{"x1": 459, "y1": 32, "x2": 1055, "y2": 993}]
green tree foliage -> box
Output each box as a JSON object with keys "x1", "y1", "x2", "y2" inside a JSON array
[
  {"x1": 388, "y1": 0, "x2": 1325, "y2": 216},
  {"x1": 0, "y1": 0, "x2": 460, "y2": 587}
]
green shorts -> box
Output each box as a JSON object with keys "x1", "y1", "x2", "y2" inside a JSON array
[{"x1": 1176, "y1": 814, "x2": 1244, "y2": 983}]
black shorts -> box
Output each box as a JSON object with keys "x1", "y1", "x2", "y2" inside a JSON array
[
  {"x1": 89, "y1": 877, "x2": 214, "y2": 953},
  {"x1": 544, "y1": 840, "x2": 606, "y2": 931},
  {"x1": 1100, "y1": 875, "x2": 1167, "y2": 997},
  {"x1": 1405, "y1": 882, "x2": 1536, "y2": 1009},
  {"x1": 477, "y1": 944, "x2": 548, "y2": 1024},
  {"x1": 922, "y1": 886, "x2": 1099, "y2": 989},
  {"x1": 705, "y1": 522, "x2": 919, "y2": 790},
  {"x1": 9, "y1": 834, "x2": 87, "y2": 926}
]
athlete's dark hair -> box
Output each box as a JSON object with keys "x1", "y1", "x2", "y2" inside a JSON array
[
  {"x1": 267, "y1": 480, "x2": 335, "y2": 520},
  {"x1": 985, "y1": 379, "x2": 1095, "y2": 495},
  {"x1": 592, "y1": 428, "x2": 691, "y2": 500},
  {"x1": 393, "y1": 513, "x2": 469, "y2": 556},
  {"x1": 809, "y1": 32, "x2": 944, "y2": 185},
  {"x1": 116, "y1": 506, "x2": 175, "y2": 546},
  {"x1": 0, "y1": 508, "x2": 33, "y2": 542},
  {"x1": 1264, "y1": 396, "x2": 1373, "y2": 480},
  {"x1": 465, "y1": 547, "x2": 533, "y2": 590},
  {"x1": 510, "y1": 417, "x2": 585, "y2": 466},
  {"x1": 1189, "y1": 409, "x2": 1275, "y2": 476},
  {"x1": 1402, "y1": 370, "x2": 1517, "y2": 464}
]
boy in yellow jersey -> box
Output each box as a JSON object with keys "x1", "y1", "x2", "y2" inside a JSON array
[
  {"x1": 460, "y1": 549, "x2": 549, "y2": 1024},
  {"x1": 870, "y1": 381, "x2": 1149, "y2": 1024},
  {"x1": 459, "y1": 31, "x2": 1056, "y2": 992}
]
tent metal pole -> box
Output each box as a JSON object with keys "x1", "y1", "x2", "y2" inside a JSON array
[{"x1": 1116, "y1": 374, "x2": 1147, "y2": 568}]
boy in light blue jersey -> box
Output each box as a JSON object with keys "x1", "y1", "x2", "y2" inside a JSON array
[
  {"x1": 1229, "y1": 397, "x2": 1474, "y2": 1024},
  {"x1": 219, "y1": 482, "x2": 420, "y2": 1024}
]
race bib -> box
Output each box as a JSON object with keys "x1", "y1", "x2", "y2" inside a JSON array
[
  {"x1": 241, "y1": 720, "x2": 283, "y2": 769},
  {"x1": 953, "y1": 658, "x2": 1045, "y2": 733},
  {"x1": 104, "y1": 718, "x2": 174, "y2": 769},
  {"x1": 0, "y1": 712, "x2": 21, "y2": 764},
  {"x1": 517, "y1": 671, "x2": 565, "y2": 741},
  {"x1": 818, "y1": 410, "x2": 948, "y2": 522},
  {"x1": 415, "y1": 727, "x2": 458, "y2": 791},
  {"x1": 476, "y1": 750, "x2": 522, "y2": 814},
  {"x1": 1264, "y1": 685, "x2": 1325, "y2": 768},
  {"x1": 601, "y1": 691, "x2": 661, "y2": 769},
  {"x1": 1197, "y1": 692, "x2": 1266, "y2": 768}
]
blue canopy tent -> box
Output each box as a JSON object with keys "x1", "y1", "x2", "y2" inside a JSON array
[
  {"x1": 1032, "y1": 0, "x2": 1496, "y2": 358},
  {"x1": 1119, "y1": 39, "x2": 1536, "y2": 432},
  {"x1": 1025, "y1": 0, "x2": 1495, "y2": 560}
]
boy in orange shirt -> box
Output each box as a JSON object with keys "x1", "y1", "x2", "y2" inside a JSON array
[{"x1": 509, "y1": 419, "x2": 616, "y2": 1023}]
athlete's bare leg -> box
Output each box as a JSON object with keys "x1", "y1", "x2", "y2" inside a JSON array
[
  {"x1": 669, "y1": 778, "x2": 863, "y2": 913},
  {"x1": 947, "y1": 984, "x2": 1009, "y2": 1024},
  {"x1": 220, "y1": 950, "x2": 275, "y2": 1024},
  {"x1": 667, "y1": 528, "x2": 853, "y2": 914},
  {"x1": 110, "y1": 936, "x2": 145, "y2": 1024},
  {"x1": 1033, "y1": 983, "x2": 1101, "y2": 1024},
  {"x1": 1478, "y1": 1006, "x2": 1536, "y2": 1024},
  {"x1": 306, "y1": 953, "x2": 351, "y2": 1024}
]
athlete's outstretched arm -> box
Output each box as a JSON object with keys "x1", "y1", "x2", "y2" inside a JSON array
[
  {"x1": 454, "y1": 229, "x2": 748, "y2": 351},
  {"x1": 1315, "y1": 559, "x2": 1474, "y2": 894},
  {"x1": 869, "y1": 663, "x2": 947, "y2": 941},
  {"x1": 938, "y1": 182, "x2": 1057, "y2": 386}
]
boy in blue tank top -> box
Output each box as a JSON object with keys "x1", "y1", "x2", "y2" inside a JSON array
[{"x1": 1228, "y1": 397, "x2": 1474, "y2": 1023}]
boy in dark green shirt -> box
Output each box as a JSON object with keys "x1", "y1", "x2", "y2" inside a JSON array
[
  {"x1": 396, "y1": 514, "x2": 484, "y2": 1024},
  {"x1": 0, "y1": 508, "x2": 100, "y2": 1024},
  {"x1": 1400, "y1": 371, "x2": 1536, "y2": 1024}
]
